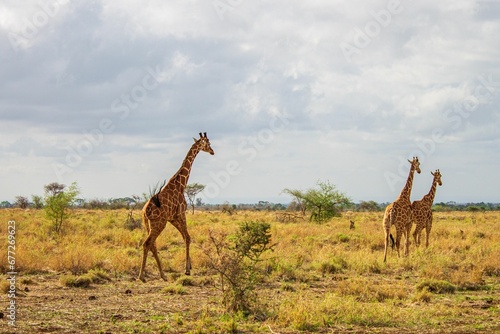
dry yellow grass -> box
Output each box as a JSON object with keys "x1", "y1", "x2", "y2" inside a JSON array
[{"x1": 0, "y1": 208, "x2": 499, "y2": 333}]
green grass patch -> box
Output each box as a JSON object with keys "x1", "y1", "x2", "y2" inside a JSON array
[
  {"x1": 162, "y1": 284, "x2": 187, "y2": 295},
  {"x1": 416, "y1": 279, "x2": 456, "y2": 294},
  {"x1": 60, "y1": 274, "x2": 92, "y2": 288}
]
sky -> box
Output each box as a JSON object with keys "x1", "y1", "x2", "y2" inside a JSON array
[{"x1": 0, "y1": 0, "x2": 499, "y2": 205}]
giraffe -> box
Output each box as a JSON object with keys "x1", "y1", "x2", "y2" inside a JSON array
[
  {"x1": 138, "y1": 132, "x2": 214, "y2": 282},
  {"x1": 412, "y1": 169, "x2": 442, "y2": 248},
  {"x1": 383, "y1": 157, "x2": 421, "y2": 262}
]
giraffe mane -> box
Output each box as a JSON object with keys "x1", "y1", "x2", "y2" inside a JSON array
[{"x1": 149, "y1": 179, "x2": 166, "y2": 208}]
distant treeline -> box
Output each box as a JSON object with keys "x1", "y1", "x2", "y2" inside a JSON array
[
  {"x1": 2, "y1": 197, "x2": 498, "y2": 212},
  {"x1": 355, "y1": 200, "x2": 499, "y2": 212}
]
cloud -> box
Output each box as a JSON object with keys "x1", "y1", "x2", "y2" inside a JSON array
[{"x1": 0, "y1": 0, "x2": 499, "y2": 203}]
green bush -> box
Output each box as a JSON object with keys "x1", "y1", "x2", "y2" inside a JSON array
[
  {"x1": 416, "y1": 279, "x2": 456, "y2": 294},
  {"x1": 203, "y1": 221, "x2": 274, "y2": 314}
]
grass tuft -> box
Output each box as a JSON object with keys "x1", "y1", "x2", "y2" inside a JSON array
[
  {"x1": 416, "y1": 279, "x2": 456, "y2": 294},
  {"x1": 60, "y1": 274, "x2": 92, "y2": 288},
  {"x1": 162, "y1": 284, "x2": 187, "y2": 295},
  {"x1": 0, "y1": 280, "x2": 11, "y2": 293},
  {"x1": 176, "y1": 276, "x2": 196, "y2": 286}
]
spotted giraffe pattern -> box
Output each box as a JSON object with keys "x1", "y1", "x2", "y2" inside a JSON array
[
  {"x1": 383, "y1": 157, "x2": 421, "y2": 262},
  {"x1": 412, "y1": 170, "x2": 442, "y2": 248},
  {"x1": 138, "y1": 133, "x2": 214, "y2": 282}
]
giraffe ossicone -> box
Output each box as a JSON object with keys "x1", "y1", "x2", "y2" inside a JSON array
[{"x1": 138, "y1": 132, "x2": 214, "y2": 282}]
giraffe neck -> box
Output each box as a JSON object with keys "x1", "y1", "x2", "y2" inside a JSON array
[
  {"x1": 398, "y1": 166, "x2": 415, "y2": 201},
  {"x1": 423, "y1": 179, "x2": 438, "y2": 205},
  {"x1": 169, "y1": 142, "x2": 201, "y2": 190}
]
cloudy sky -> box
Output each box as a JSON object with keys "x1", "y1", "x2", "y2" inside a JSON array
[{"x1": 0, "y1": 0, "x2": 499, "y2": 204}]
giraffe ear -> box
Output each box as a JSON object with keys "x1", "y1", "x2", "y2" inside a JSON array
[
  {"x1": 431, "y1": 171, "x2": 435, "y2": 176},
  {"x1": 193, "y1": 137, "x2": 197, "y2": 142}
]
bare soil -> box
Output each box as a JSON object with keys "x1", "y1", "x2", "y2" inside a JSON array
[{"x1": 2, "y1": 272, "x2": 499, "y2": 334}]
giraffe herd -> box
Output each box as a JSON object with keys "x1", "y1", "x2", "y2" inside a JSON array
[
  {"x1": 138, "y1": 133, "x2": 442, "y2": 281},
  {"x1": 383, "y1": 158, "x2": 443, "y2": 262}
]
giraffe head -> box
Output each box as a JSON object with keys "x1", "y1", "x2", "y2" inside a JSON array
[
  {"x1": 194, "y1": 132, "x2": 214, "y2": 155},
  {"x1": 431, "y1": 169, "x2": 442, "y2": 186},
  {"x1": 408, "y1": 156, "x2": 421, "y2": 174}
]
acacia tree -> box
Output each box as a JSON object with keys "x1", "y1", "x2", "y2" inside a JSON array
[
  {"x1": 358, "y1": 200, "x2": 381, "y2": 212},
  {"x1": 31, "y1": 195, "x2": 44, "y2": 209},
  {"x1": 283, "y1": 180, "x2": 352, "y2": 223},
  {"x1": 281, "y1": 188, "x2": 307, "y2": 215},
  {"x1": 44, "y1": 182, "x2": 80, "y2": 234},
  {"x1": 14, "y1": 196, "x2": 29, "y2": 209},
  {"x1": 185, "y1": 183, "x2": 205, "y2": 214}
]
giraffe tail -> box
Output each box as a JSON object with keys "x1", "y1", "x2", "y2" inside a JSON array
[
  {"x1": 389, "y1": 234, "x2": 395, "y2": 250},
  {"x1": 149, "y1": 179, "x2": 166, "y2": 208}
]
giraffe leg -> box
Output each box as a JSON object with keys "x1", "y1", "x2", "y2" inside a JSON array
[
  {"x1": 383, "y1": 229, "x2": 390, "y2": 262},
  {"x1": 395, "y1": 230, "x2": 403, "y2": 258},
  {"x1": 412, "y1": 226, "x2": 420, "y2": 247},
  {"x1": 151, "y1": 242, "x2": 167, "y2": 281},
  {"x1": 383, "y1": 208, "x2": 392, "y2": 262},
  {"x1": 138, "y1": 235, "x2": 151, "y2": 282},
  {"x1": 425, "y1": 221, "x2": 432, "y2": 248},
  {"x1": 171, "y1": 217, "x2": 192, "y2": 275},
  {"x1": 418, "y1": 230, "x2": 421, "y2": 247},
  {"x1": 184, "y1": 231, "x2": 192, "y2": 275},
  {"x1": 404, "y1": 224, "x2": 411, "y2": 256}
]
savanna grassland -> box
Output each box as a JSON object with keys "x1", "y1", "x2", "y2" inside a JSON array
[{"x1": 1, "y1": 208, "x2": 499, "y2": 333}]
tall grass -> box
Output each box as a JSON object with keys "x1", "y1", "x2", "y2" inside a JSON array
[{"x1": 1, "y1": 208, "x2": 499, "y2": 332}]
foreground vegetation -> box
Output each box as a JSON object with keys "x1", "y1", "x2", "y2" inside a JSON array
[{"x1": 1, "y1": 209, "x2": 499, "y2": 333}]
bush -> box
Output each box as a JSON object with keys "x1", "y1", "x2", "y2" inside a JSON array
[
  {"x1": 416, "y1": 279, "x2": 456, "y2": 294},
  {"x1": 60, "y1": 269, "x2": 111, "y2": 288},
  {"x1": 43, "y1": 182, "x2": 80, "y2": 234},
  {"x1": 202, "y1": 221, "x2": 274, "y2": 314},
  {"x1": 60, "y1": 275, "x2": 92, "y2": 288},
  {"x1": 162, "y1": 284, "x2": 187, "y2": 295}
]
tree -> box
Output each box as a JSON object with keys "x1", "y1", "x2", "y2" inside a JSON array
[
  {"x1": 43, "y1": 182, "x2": 80, "y2": 234},
  {"x1": 281, "y1": 188, "x2": 307, "y2": 215},
  {"x1": 0, "y1": 201, "x2": 12, "y2": 208},
  {"x1": 31, "y1": 195, "x2": 44, "y2": 209},
  {"x1": 283, "y1": 180, "x2": 352, "y2": 223},
  {"x1": 185, "y1": 183, "x2": 205, "y2": 214},
  {"x1": 14, "y1": 196, "x2": 29, "y2": 209},
  {"x1": 44, "y1": 182, "x2": 65, "y2": 196},
  {"x1": 358, "y1": 200, "x2": 381, "y2": 212}
]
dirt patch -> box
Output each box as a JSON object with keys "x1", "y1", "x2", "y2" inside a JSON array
[{"x1": 3, "y1": 273, "x2": 222, "y2": 333}]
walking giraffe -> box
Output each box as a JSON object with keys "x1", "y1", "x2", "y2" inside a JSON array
[
  {"x1": 412, "y1": 169, "x2": 442, "y2": 248},
  {"x1": 138, "y1": 132, "x2": 214, "y2": 282},
  {"x1": 383, "y1": 157, "x2": 421, "y2": 262}
]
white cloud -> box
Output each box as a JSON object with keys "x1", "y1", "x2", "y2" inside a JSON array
[{"x1": 0, "y1": 0, "x2": 499, "y2": 203}]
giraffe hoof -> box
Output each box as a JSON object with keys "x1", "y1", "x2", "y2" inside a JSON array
[
  {"x1": 138, "y1": 276, "x2": 146, "y2": 283},
  {"x1": 185, "y1": 271, "x2": 191, "y2": 276}
]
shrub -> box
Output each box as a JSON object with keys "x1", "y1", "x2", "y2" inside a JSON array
[
  {"x1": 43, "y1": 182, "x2": 80, "y2": 234},
  {"x1": 416, "y1": 279, "x2": 456, "y2": 294},
  {"x1": 202, "y1": 221, "x2": 274, "y2": 314},
  {"x1": 162, "y1": 284, "x2": 187, "y2": 295},
  {"x1": 319, "y1": 257, "x2": 348, "y2": 275},
  {"x1": 414, "y1": 288, "x2": 432, "y2": 303},
  {"x1": 60, "y1": 275, "x2": 92, "y2": 288}
]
